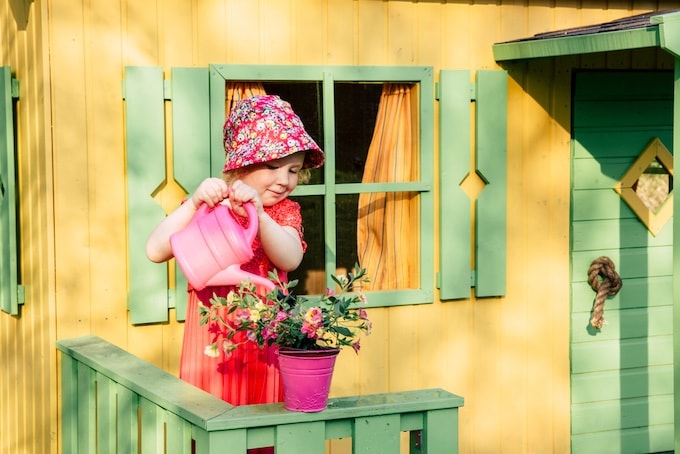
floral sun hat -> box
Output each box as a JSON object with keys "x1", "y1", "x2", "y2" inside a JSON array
[{"x1": 223, "y1": 95, "x2": 324, "y2": 172}]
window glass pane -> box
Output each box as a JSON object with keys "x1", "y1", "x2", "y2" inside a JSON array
[
  {"x1": 334, "y1": 83, "x2": 383, "y2": 183},
  {"x1": 336, "y1": 193, "x2": 360, "y2": 270},
  {"x1": 350, "y1": 191, "x2": 420, "y2": 291},
  {"x1": 289, "y1": 195, "x2": 325, "y2": 294}
]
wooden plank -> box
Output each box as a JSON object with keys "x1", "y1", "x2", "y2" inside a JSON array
[
  {"x1": 124, "y1": 66, "x2": 170, "y2": 324},
  {"x1": 275, "y1": 421, "x2": 325, "y2": 454},
  {"x1": 96, "y1": 373, "x2": 117, "y2": 453},
  {"x1": 572, "y1": 365, "x2": 673, "y2": 403},
  {"x1": 0, "y1": 66, "x2": 18, "y2": 315},
  {"x1": 573, "y1": 71, "x2": 673, "y2": 100},
  {"x1": 573, "y1": 129, "x2": 673, "y2": 159},
  {"x1": 139, "y1": 397, "x2": 164, "y2": 453},
  {"x1": 572, "y1": 394, "x2": 673, "y2": 433},
  {"x1": 353, "y1": 414, "x2": 400, "y2": 452},
  {"x1": 77, "y1": 363, "x2": 96, "y2": 454},
  {"x1": 571, "y1": 335, "x2": 673, "y2": 374},
  {"x1": 438, "y1": 70, "x2": 472, "y2": 300},
  {"x1": 571, "y1": 306, "x2": 673, "y2": 342},
  {"x1": 475, "y1": 70, "x2": 507, "y2": 297},
  {"x1": 60, "y1": 354, "x2": 78, "y2": 454},
  {"x1": 116, "y1": 385, "x2": 139, "y2": 453},
  {"x1": 571, "y1": 246, "x2": 672, "y2": 280},
  {"x1": 574, "y1": 100, "x2": 673, "y2": 127},
  {"x1": 571, "y1": 276, "x2": 672, "y2": 311},
  {"x1": 166, "y1": 411, "x2": 193, "y2": 454},
  {"x1": 421, "y1": 408, "x2": 459, "y2": 453},
  {"x1": 571, "y1": 219, "x2": 673, "y2": 250},
  {"x1": 571, "y1": 424, "x2": 674, "y2": 454},
  {"x1": 170, "y1": 67, "x2": 210, "y2": 321},
  {"x1": 571, "y1": 189, "x2": 636, "y2": 221},
  {"x1": 572, "y1": 156, "x2": 635, "y2": 190}
]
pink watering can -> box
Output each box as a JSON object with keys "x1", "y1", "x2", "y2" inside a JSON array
[{"x1": 170, "y1": 202, "x2": 275, "y2": 292}]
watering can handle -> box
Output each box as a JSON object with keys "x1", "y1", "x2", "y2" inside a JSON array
[{"x1": 241, "y1": 202, "x2": 259, "y2": 243}]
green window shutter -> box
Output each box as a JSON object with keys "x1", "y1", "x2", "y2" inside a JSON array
[
  {"x1": 475, "y1": 70, "x2": 507, "y2": 297},
  {"x1": 438, "y1": 70, "x2": 507, "y2": 299},
  {"x1": 124, "y1": 67, "x2": 169, "y2": 324},
  {"x1": 0, "y1": 67, "x2": 21, "y2": 315},
  {"x1": 169, "y1": 67, "x2": 211, "y2": 321},
  {"x1": 124, "y1": 67, "x2": 210, "y2": 324},
  {"x1": 438, "y1": 70, "x2": 473, "y2": 300}
]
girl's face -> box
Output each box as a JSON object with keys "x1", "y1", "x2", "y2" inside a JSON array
[{"x1": 240, "y1": 152, "x2": 306, "y2": 206}]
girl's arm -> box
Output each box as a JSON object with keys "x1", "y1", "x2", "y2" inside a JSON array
[
  {"x1": 257, "y1": 213, "x2": 304, "y2": 272},
  {"x1": 145, "y1": 178, "x2": 230, "y2": 263}
]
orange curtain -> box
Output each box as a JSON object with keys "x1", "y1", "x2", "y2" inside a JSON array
[
  {"x1": 225, "y1": 82, "x2": 266, "y2": 117},
  {"x1": 357, "y1": 84, "x2": 419, "y2": 290}
]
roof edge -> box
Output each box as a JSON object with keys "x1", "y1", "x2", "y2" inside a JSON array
[{"x1": 493, "y1": 27, "x2": 660, "y2": 62}]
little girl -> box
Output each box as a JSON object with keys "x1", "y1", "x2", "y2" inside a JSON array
[{"x1": 145, "y1": 95, "x2": 324, "y2": 408}]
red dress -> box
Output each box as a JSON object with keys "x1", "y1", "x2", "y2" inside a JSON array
[{"x1": 179, "y1": 198, "x2": 306, "y2": 406}]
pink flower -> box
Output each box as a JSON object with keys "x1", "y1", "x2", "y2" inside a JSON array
[
  {"x1": 351, "y1": 340, "x2": 361, "y2": 354},
  {"x1": 234, "y1": 308, "x2": 251, "y2": 325}
]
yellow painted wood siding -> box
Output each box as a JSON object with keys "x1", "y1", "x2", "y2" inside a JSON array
[{"x1": 0, "y1": 1, "x2": 674, "y2": 453}]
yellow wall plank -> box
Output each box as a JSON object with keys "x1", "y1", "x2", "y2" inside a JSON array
[{"x1": 327, "y1": 0, "x2": 356, "y2": 65}]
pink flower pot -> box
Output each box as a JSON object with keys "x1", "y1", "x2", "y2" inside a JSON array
[{"x1": 277, "y1": 348, "x2": 340, "y2": 412}]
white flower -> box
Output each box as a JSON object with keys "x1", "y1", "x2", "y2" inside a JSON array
[{"x1": 204, "y1": 343, "x2": 220, "y2": 358}]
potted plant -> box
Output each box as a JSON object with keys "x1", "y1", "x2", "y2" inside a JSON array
[{"x1": 199, "y1": 266, "x2": 372, "y2": 412}]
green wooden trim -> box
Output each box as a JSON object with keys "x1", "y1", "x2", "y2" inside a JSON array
[
  {"x1": 207, "y1": 64, "x2": 436, "y2": 307},
  {"x1": 321, "y1": 72, "x2": 338, "y2": 286},
  {"x1": 673, "y1": 58, "x2": 680, "y2": 454},
  {"x1": 475, "y1": 70, "x2": 507, "y2": 297},
  {"x1": 276, "y1": 421, "x2": 325, "y2": 453},
  {"x1": 170, "y1": 67, "x2": 210, "y2": 321},
  {"x1": 656, "y1": 12, "x2": 680, "y2": 58},
  {"x1": 353, "y1": 414, "x2": 401, "y2": 452},
  {"x1": 209, "y1": 67, "x2": 227, "y2": 178},
  {"x1": 493, "y1": 27, "x2": 660, "y2": 61},
  {"x1": 124, "y1": 66, "x2": 169, "y2": 324},
  {"x1": 438, "y1": 70, "x2": 472, "y2": 300},
  {"x1": 77, "y1": 361, "x2": 96, "y2": 453},
  {"x1": 116, "y1": 385, "x2": 139, "y2": 452},
  {"x1": 96, "y1": 373, "x2": 117, "y2": 453},
  {"x1": 0, "y1": 66, "x2": 20, "y2": 315},
  {"x1": 60, "y1": 353, "x2": 78, "y2": 453}
]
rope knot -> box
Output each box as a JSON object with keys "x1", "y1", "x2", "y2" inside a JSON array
[{"x1": 588, "y1": 256, "x2": 622, "y2": 329}]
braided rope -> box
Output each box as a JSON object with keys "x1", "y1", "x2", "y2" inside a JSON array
[{"x1": 588, "y1": 256, "x2": 622, "y2": 329}]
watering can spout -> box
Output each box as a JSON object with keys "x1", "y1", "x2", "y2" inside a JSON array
[{"x1": 205, "y1": 264, "x2": 276, "y2": 292}]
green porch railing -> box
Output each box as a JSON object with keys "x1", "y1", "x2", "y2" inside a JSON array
[{"x1": 57, "y1": 336, "x2": 464, "y2": 453}]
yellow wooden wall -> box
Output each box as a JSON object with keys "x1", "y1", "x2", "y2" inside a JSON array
[{"x1": 0, "y1": 1, "x2": 676, "y2": 453}]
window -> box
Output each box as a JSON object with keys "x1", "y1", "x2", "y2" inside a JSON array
[{"x1": 209, "y1": 65, "x2": 435, "y2": 307}]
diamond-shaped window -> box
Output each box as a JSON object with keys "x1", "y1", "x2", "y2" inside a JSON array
[{"x1": 614, "y1": 137, "x2": 673, "y2": 236}]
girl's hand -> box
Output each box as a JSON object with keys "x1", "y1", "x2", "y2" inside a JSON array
[
  {"x1": 191, "y1": 178, "x2": 230, "y2": 208},
  {"x1": 228, "y1": 180, "x2": 263, "y2": 217}
]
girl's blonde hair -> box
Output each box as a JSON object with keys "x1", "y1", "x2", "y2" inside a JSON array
[{"x1": 223, "y1": 167, "x2": 311, "y2": 185}]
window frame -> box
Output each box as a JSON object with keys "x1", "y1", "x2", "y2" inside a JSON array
[{"x1": 209, "y1": 65, "x2": 435, "y2": 307}]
